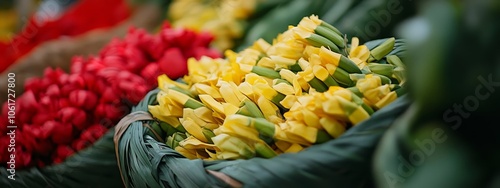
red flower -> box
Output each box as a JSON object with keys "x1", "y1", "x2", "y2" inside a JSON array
[
  {"x1": 19, "y1": 90, "x2": 38, "y2": 110},
  {"x1": 84, "y1": 57, "x2": 106, "y2": 73},
  {"x1": 43, "y1": 68, "x2": 65, "y2": 83},
  {"x1": 159, "y1": 48, "x2": 187, "y2": 79},
  {"x1": 58, "y1": 98, "x2": 71, "y2": 109},
  {"x1": 39, "y1": 121, "x2": 58, "y2": 139},
  {"x1": 58, "y1": 73, "x2": 70, "y2": 86},
  {"x1": 80, "y1": 124, "x2": 107, "y2": 143},
  {"x1": 33, "y1": 139, "x2": 54, "y2": 157},
  {"x1": 16, "y1": 147, "x2": 32, "y2": 168},
  {"x1": 32, "y1": 113, "x2": 54, "y2": 126},
  {"x1": 0, "y1": 22, "x2": 220, "y2": 169},
  {"x1": 94, "y1": 103, "x2": 124, "y2": 122},
  {"x1": 53, "y1": 145, "x2": 75, "y2": 164},
  {"x1": 100, "y1": 88, "x2": 120, "y2": 104},
  {"x1": 45, "y1": 84, "x2": 61, "y2": 97},
  {"x1": 68, "y1": 74, "x2": 86, "y2": 89},
  {"x1": 51, "y1": 122, "x2": 74, "y2": 145},
  {"x1": 58, "y1": 107, "x2": 87, "y2": 130},
  {"x1": 69, "y1": 90, "x2": 98, "y2": 110},
  {"x1": 141, "y1": 63, "x2": 161, "y2": 87},
  {"x1": 72, "y1": 139, "x2": 91, "y2": 151},
  {"x1": 70, "y1": 56, "x2": 86, "y2": 74}
]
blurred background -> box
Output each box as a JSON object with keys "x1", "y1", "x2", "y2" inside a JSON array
[{"x1": 1, "y1": 0, "x2": 499, "y2": 187}]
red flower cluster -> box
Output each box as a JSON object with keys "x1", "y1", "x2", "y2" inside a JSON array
[{"x1": 0, "y1": 23, "x2": 220, "y2": 169}]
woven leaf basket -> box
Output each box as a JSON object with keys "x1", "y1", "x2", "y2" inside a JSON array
[
  {"x1": 0, "y1": 128, "x2": 122, "y2": 188},
  {"x1": 114, "y1": 88, "x2": 411, "y2": 188}
]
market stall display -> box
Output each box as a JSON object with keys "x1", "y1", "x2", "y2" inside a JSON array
[
  {"x1": 115, "y1": 15, "x2": 408, "y2": 187},
  {"x1": 0, "y1": 1, "x2": 496, "y2": 188},
  {"x1": 0, "y1": 22, "x2": 219, "y2": 178}
]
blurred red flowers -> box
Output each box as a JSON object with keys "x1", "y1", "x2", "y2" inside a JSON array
[
  {"x1": 0, "y1": 23, "x2": 220, "y2": 169},
  {"x1": 0, "y1": 0, "x2": 132, "y2": 73}
]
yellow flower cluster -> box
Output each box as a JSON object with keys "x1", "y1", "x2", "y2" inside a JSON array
[
  {"x1": 168, "y1": 0, "x2": 259, "y2": 50},
  {"x1": 149, "y1": 15, "x2": 406, "y2": 160}
]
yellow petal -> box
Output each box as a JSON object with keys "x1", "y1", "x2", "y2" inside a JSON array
[
  {"x1": 218, "y1": 81, "x2": 242, "y2": 105},
  {"x1": 349, "y1": 106, "x2": 370, "y2": 125},
  {"x1": 322, "y1": 97, "x2": 347, "y2": 120},
  {"x1": 375, "y1": 91, "x2": 398, "y2": 109},
  {"x1": 319, "y1": 46, "x2": 341, "y2": 66},
  {"x1": 194, "y1": 83, "x2": 222, "y2": 99},
  {"x1": 175, "y1": 146, "x2": 198, "y2": 159},
  {"x1": 273, "y1": 83, "x2": 295, "y2": 96},
  {"x1": 252, "y1": 39, "x2": 271, "y2": 53},
  {"x1": 194, "y1": 107, "x2": 217, "y2": 123},
  {"x1": 303, "y1": 45, "x2": 320, "y2": 60},
  {"x1": 222, "y1": 102, "x2": 240, "y2": 116},
  {"x1": 284, "y1": 143, "x2": 304, "y2": 153},
  {"x1": 275, "y1": 140, "x2": 292, "y2": 151},
  {"x1": 319, "y1": 117, "x2": 346, "y2": 138},
  {"x1": 199, "y1": 94, "x2": 225, "y2": 115},
  {"x1": 216, "y1": 151, "x2": 241, "y2": 160},
  {"x1": 287, "y1": 121, "x2": 317, "y2": 144},
  {"x1": 180, "y1": 136, "x2": 217, "y2": 150},
  {"x1": 256, "y1": 57, "x2": 275, "y2": 69},
  {"x1": 280, "y1": 95, "x2": 298, "y2": 109},
  {"x1": 302, "y1": 109, "x2": 321, "y2": 129},
  {"x1": 158, "y1": 74, "x2": 189, "y2": 91},
  {"x1": 350, "y1": 37, "x2": 360, "y2": 54},
  {"x1": 182, "y1": 117, "x2": 208, "y2": 143},
  {"x1": 297, "y1": 16, "x2": 319, "y2": 32}
]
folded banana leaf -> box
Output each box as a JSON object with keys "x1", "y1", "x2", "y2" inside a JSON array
[
  {"x1": 116, "y1": 88, "x2": 411, "y2": 188},
  {"x1": 215, "y1": 96, "x2": 411, "y2": 188},
  {"x1": 0, "y1": 129, "x2": 123, "y2": 188}
]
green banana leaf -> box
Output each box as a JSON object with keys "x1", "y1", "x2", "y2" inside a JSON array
[
  {"x1": 237, "y1": 0, "x2": 330, "y2": 50},
  {"x1": 0, "y1": 128, "x2": 123, "y2": 188},
  {"x1": 116, "y1": 88, "x2": 411, "y2": 188},
  {"x1": 236, "y1": 0, "x2": 417, "y2": 50}
]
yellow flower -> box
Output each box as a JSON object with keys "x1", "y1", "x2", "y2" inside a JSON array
[
  {"x1": 348, "y1": 37, "x2": 371, "y2": 69},
  {"x1": 212, "y1": 134, "x2": 255, "y2": 159},
  {"x1": 168, "y1": 0, "x2": 259, "y2": 50}
]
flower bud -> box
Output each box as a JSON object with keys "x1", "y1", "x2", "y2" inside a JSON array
[
  {"x1": 39, "y1": 120, "x2": 59, "y2": 139},
  {"x1": 159, "y1": 48, "x2": 187, "y2": 79},
  {"x1": 52, "y1": 122, "x2": 74, "y2": 145},
  {"x1": 53, "y1": 145, "x2": 75, "y2": 164},
  {"x1": 72, "y1": 139, "x2": 90, "y2": 151},
  {"x1": 68, "y1": 74, "x2": 85, "y2": 89},
  {"x1": 95, "y1": 103, "x2": 125, "y2": 122},
  {"x1": 70, "y1": 56, "x2": 85, "y2": 74},
  {"x1": 44, "y1": 67, "x2": 64, "y2": 83},
  {"x1": 141, "y1": 63, "x2": 160, "y2": 86},
  {"x1": 58, "y1": 73, "x2": 70, "y2": 86},
  {"x1": 32, "y1": 113, "x2": 53, "y2": 126},
  {"x1": 25, "y1": 78, "x2": 42, "y2": 93},
  {"x1": 45, "y1": 84, "x2": 61, "y2": 97},
  {"x1": 100, "y1": 88, "x2": 120, "y2": 104},
  {"x1": 80, "y1": 124, "x2": 107, "y2": 143},
  {"x1": 69, "y1": 90, "x2": 98, "y2": 110},
  {"x1": 84, "y1": 58, "x2": 105, "y2": 73},
  {"x1": 58, "y1": 107, "x2": 87, "y2": 130}
]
